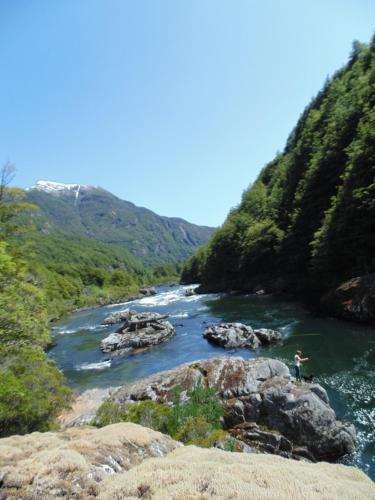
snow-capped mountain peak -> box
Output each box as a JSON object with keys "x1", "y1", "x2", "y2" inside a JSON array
[
  {"x1": 33, "y1": 180, "x2": 80, "y2": 192},
  {"x1": 28, "y1": 180, "x2": 99, "y2": 202}
]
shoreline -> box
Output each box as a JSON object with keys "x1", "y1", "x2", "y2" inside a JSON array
[{"x1": 48, "y1": 280, "x2": 180, "y2": 326}]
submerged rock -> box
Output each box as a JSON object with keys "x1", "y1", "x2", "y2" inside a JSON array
[
  {"x1": 203, "y1": 323, "x2": 282, "y2": 349},
  {"x1": 101, "y1": 311, "x2": 175, "y2": 355},
  {"x1": 321, "y1": 274, "x2": 375, "y2": 323},
  {"x1": 110, "y1": 357, "x2": 356, "y2": 462}
]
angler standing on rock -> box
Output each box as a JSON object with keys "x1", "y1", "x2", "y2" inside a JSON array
[{"x1": 294, "y1": 350, "x2": 309, "y2": 382}]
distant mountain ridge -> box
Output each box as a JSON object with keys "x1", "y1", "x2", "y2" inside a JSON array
[{"x1": 25, "y1": 180, "x2": 214, "y2": 265}]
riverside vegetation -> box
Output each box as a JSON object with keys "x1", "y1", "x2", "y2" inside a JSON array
[
  {"x1": 0, "y1": 169, "x2": 72, "y2": 436},
  {"x1": 182, "y1": 38, "x2": 375, "y2": 304},
  {"x1": 93, "y1": 381, "x2": 227, "y2": 448},
  {"x1": 0, "y1": 166, "x2": 204, "y2": 437}
]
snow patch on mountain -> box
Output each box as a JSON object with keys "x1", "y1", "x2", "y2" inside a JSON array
[{"x1": 29, "y1": 181, "x2": 97, "y2": 198}]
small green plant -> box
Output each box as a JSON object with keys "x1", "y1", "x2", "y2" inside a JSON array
[
  {"x1": 93, "y1": 379, "x2": 225, "y2": 449},
  {"x1": 92, "y1": 400, "x2": 129, "y2": 427},
  {"x1": 127, "y1": 400, "x2": 172, "y2": 434},
  {"x1": 174, "y1": 416, "x2": 226, "y2": 447},
  {"x1": 223, "y1": 436, "x2": 237, "y2": 452}
]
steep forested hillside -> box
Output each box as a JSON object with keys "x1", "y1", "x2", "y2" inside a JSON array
[
  {"x1": 25, "y1": 182, "x2": 214, "y2": 266},
  {"x1": 182, "y1": 38, "x2": 375, "y2": 296}
]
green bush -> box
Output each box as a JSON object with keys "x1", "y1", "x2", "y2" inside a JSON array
[
  {"x1": 93, "y1": 380, "x2": 225, "y2": 448},
  {"x1": 127, "y1": 400, "x2": 173, "y2": 434},
  {"x1": 174, "y1": 416, "x2": 226, "y2": 447},
  {"x1": 92, "y1": 400, "x2": 129, "y2": 427},
  {"x1": 0, "y1": 346, "x2": 72, "y2": 436}
]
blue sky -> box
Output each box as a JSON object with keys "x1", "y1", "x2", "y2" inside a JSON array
[{"x1": 0, "y1": 1, "x2": 374, "y2": 226}]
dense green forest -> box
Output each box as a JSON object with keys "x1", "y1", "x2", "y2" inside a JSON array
[
  {"x1": 24, "y1": 231, "x2": 181, "y2": 318},
  {"x1": 0, "y1": 171, "x2": 72, "y2": 436},
  {"x1": 182, "y1": 38, "x2": 375, "y2": 296}
]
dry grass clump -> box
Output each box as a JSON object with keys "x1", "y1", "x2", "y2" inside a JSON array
[
  {"x1": 0, "y1": 423, "x2": 178, "y2": 499},
  {"x1": 99, "y1": 445, "x2": 375, "y2": 500},
  {"x1": 0, "y1": 422, "x2": 373, "y2": 499}
]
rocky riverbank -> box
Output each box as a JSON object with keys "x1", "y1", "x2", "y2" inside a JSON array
[
  {"x1": 321, "y1": 274, "x2": 375, "y2": 323},
  {"x1": 99, "y1": 357, "x2": 355, "y2": 462}
]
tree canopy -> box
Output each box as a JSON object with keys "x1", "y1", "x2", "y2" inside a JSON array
[{"x1": 182, "y1": 37, "x2": 375, "y2": 295}]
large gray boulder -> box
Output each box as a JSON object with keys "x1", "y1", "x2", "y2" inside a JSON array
[
  {"x1": 110, "y1": 357, "x2": 356, "y2": 462},
  {"x1": 101, "y1": 311, "x2": 175, "y2": 355},
  {"x1": 203, "y1": 323, "x2": 282, "y2": 349}
]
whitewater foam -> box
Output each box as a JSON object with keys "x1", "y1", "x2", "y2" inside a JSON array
[
  {"x1": 53, "y1": 324, "x2": 101, "y2": 335},
  {"x1": 170, "y1": 312, "x2": 189, "y2": 318},
  {"x1": 77, "y1": 360, "x2": 112, "y2": 371}
]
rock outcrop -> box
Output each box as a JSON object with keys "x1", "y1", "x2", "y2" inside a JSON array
[
  {"x1": 58, "y1": 388, "x2": 116, "y2": 428},
  {"x1": 0, "y1": 422, "x2": 373, "y2": 499},
  {"x1": 101, "y1": 309, "x2": 136, "y2": 326},
  {"x1": 321, "y1": 274, "x2": 375, "y2": 323},
  {"x1": 203, "y1": 323, "x2": 282, "y2": 349},
  {"x1": 110, "y1": 357, "x2": 356, "y2": 462},
  {"x1": 101, "y1": 311, "x2": 175, "y2": 355}
]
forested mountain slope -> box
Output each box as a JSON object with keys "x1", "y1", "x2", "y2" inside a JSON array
[
  {"x1": 182, "y1": 38, "x2": 375, "y2": 298},
  {"x1": 15, "y1": 181, "x2": 213, "y2": 316},
  {"x1": 26, "y1": 181, "x2": 214, "y2": 266}
]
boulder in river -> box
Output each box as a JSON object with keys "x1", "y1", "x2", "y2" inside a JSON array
[
  {"x1": 203, "y1": 323, "x2": 282, "y2": 349},
  {"x1": 110, "y1": 357, "x2": 356, "y2": 462},
  {"x1": 184, "y1": 287, "x2": 196, "y2": 297},
  {"x1": 101, "y1": 309, "x2": 136, "y2": 326},
  {"x1": 139, "y1": 287, "x2": 156, "y2": 296},
  {"x1": 101, "y1": 311, "x2": 175, "y2": 355}
]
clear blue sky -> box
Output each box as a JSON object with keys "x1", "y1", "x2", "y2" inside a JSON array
[{"x1": 0, "y1": 1, "x2": 374, "y2": 226}]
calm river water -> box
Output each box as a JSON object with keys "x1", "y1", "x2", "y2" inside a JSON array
[{"x1": 50, "y1": 285, "x2": 375, "y2": 480}]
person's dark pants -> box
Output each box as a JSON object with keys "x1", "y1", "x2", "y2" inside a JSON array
[{"x1": 294, "y1": 365, "x2": 301, "y2": 381}]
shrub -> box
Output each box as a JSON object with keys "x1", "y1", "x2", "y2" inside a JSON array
[
  {"x1": 174, "y1": 416, "x2": 226, "y2": 447},
  {"x1": 92, "y1": 400, "x2": 129, "y2": 427},
  {"x1": 93, "y1": 379, "x2": 225, "y2": 449},
  {"x1": 127, "y1": 400, "x2": 172, "y2": 434},
  {"x1": 0, "y1": 346, "x2": 72, "y2": 436}
]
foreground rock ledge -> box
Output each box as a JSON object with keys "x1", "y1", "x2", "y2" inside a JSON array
[
  {"x1": 111, "y1": 357, "x2": 356, "y2": 462},
  {"x1": 0, "y1": 422, "x2": 373, "y2": 500}
]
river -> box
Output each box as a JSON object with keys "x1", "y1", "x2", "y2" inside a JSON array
[{"x1": 50, "y1": 284, "x2": 375, "y2": 480}]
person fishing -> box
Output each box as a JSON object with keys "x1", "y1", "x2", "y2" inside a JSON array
[{"x1": 294, "y1": 350, "x2": 309, "y2": 382}]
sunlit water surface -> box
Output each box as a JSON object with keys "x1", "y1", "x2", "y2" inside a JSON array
[{"x1": 50, "y1": 285, "x2": 375, "y2": 480}]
